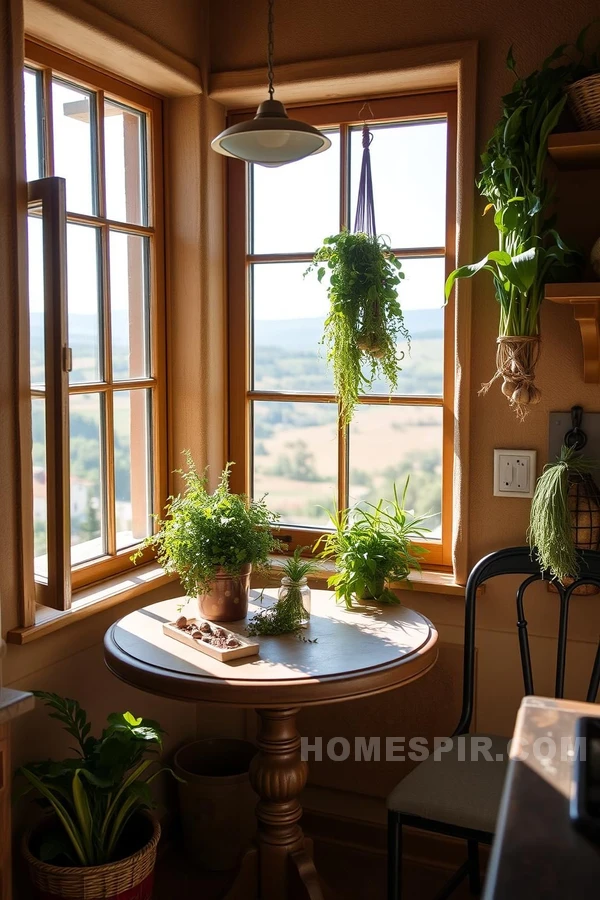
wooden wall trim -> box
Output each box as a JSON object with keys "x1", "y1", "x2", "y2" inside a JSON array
[
  {"x1": 24, "y1": 0, "x2": 202, "y2": 97},
  {"x1": 209, "y1": 40, "x2": 477, "y2": 109}
]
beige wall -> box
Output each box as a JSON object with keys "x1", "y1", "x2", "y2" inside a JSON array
[{"x1": 210, "y1": 0, "x2": 600, "y2": 811}]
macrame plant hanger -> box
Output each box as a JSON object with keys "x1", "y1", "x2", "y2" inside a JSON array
[{"x1": 353, "y1": 102, "x2": 377, "y2": 236}]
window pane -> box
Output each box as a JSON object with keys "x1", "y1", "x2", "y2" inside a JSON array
[
  {"x1": 114, "y1": 389, "x2": 153, "y2": 550},
  {"x1": 350, "y1": 120, "x2": 447, "y2": 248},
  {"x1": 67, "y1": 223, "x2": 102, "y2": 383},
  {"x1": 104, "y1": 100, "x2": 147, "y2": 225},
  {"x1": 24, "y1": 68, "x2": 42, "y2": 180},
  {"x1": 349, "y1": 405, "x2": 442, "y2": 537},
  {"x1": 251, "y1": 131, "x2": 340, "y2": 254},
  {"x1": 110, "y1": 231, "x2": 150, "y2": 379},
  {"x1": 253, "y1": 401, "x2": 337, "y2": 527},
  {"x1": 52, "y1": 79, "x2": 96, "y2": 215},
  {"x1": 70, "y1": 393, "x2": 105, "y2": 563},
  {"x1": 28, "y1": 213, "x2": 45, "y2": 387},
  {"x1": 366, "y1": 257, "x2": 445, "y2": 397},
  {"x1": 32, "y1": 397, "x2": 48, "y2": 580},
  {"x1": 252, "y1": 263, "x2": 332, "y2": 392}
]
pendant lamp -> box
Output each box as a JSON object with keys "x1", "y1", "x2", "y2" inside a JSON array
[{"x1": 211, "y1": 0, "x2": 331, "y2": 167}]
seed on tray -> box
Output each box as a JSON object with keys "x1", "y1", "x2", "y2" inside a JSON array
[{"x1": 175, "y1": 616, "x2": 187, "y2": 628}]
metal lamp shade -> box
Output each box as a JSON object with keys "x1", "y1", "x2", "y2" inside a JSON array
[{"x1": 211, "y1": 99, "x2": 331, "y2": 167}]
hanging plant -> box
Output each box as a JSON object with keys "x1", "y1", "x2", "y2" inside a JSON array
[
  {"x1": 528, "y1": 444, "x2": 599, "y2": 581},
  {"x1": 306, "y1": 230, "x2": 408, "y2": 425},
  {"x1": 445, "y1": 39, "x2": 585, "y2": 418}
]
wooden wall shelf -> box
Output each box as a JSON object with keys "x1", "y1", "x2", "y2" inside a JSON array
[
  {"x1": 546, "y1": 283, "x2": 600, "y2": 381},
  {"x1": 548, "y1": 131, "x2": 600, "y2": 170}
]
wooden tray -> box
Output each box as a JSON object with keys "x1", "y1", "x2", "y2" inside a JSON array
[{"x1": 163, "y1": 618, "x2": 259, "y2": 662}]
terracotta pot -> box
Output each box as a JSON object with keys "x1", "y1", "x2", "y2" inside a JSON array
[
  {"x1": 198, "y1": 564, "x2": 252, "y2": 622},
  {"x1": 23, "y1": 810, "x2": 160, "y2": 900}
]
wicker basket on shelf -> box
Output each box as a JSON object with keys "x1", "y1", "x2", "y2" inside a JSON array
[
  {"x1": 23, "y1": 812, "x2": 160, "y2": 900},
  {"x1": 567, "y1": 73, "x2": 600, "y2": 130}
]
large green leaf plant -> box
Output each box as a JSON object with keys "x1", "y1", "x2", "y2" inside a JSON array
[
  {"x1": 19, "y1": 692, "x2": 179, "y2": 866},
  {"x1": 445, "y1": 40, "x2": 584, "y2": 414}
]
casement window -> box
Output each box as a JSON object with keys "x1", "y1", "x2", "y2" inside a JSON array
[
  {"x1": 228, "y1": 93, "x2": 456, "y2": 567},
  {"x1": 23, "y1": 43, "x2": 166, "y2": 609}
]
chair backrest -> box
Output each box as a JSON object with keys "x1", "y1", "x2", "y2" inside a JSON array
[{"x1": 455, "y1": 546, "x2": 600, "y2": 736}]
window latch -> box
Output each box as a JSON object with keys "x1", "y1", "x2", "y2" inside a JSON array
[{"x1": 62, "y1": 346, "x2": 73, "y2": 373}]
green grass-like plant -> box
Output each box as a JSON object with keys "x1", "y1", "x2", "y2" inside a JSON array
[
  {"x1": 315, "y1": 481, "x2": 430, "y2": 608},
  {"x1": 248, "y1": 547, "x2": 318, "y2": 636},
  {"x1": 528, "y1": 444, "x2": 598, "y2": 580},
  {"x1": 134, "y1": 453, "x2": 282, "y2": 596},
  {"x1": 18, "y1": 692, "x2": 177, "y2": 867},
  {"x1": 306, "y1": 230, "x2": 408, "y2": 425}
]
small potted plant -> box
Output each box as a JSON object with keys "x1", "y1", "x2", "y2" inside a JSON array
[
  {"x1": 305, "y1": 230, "x2": 409, "y2": 425},
  {"x1": 248, "y1": 547, "x2": 318, "y2": 636},
  {"x1": 315, "y1": 481, "x2": 430, "y2": 608},
  {"x1": 136, "y1": 454, "x2": 281, "y2": 622},
  {"x1": 19, "y1": 692, "x2": 175, "y2": 900}
]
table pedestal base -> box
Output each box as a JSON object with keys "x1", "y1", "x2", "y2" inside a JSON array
[{"x1": 224, "y1": 707, "x2": 325, "y2": 900}]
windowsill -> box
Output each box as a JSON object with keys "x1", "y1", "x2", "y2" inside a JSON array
[
  {"x1": 8, "y1": 557, "x2": 465, "y2": 645},
  {"x1": 265, "y1": 556, "x2": 466, "y2": 597},
  {"x1": 7, "y1": 563, "x2": 178, "y2": 645}
]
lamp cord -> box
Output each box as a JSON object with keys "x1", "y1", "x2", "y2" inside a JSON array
[{"x1": 267, "y1": 0, "x2": 275, "y2": 99}]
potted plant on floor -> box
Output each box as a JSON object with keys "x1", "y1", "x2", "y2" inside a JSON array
[
  {"x1": 19, "y1": 692, "x2": 175, "y2": 900},
  {"x1": 136, "y1": 454, "x2": 282, "y2": 622},
  {"x1": 445, "y1": 41, "x2": 581, "y2": 418},
  {"x1": 305, "y1": 230, "x2": 409, "y2": 425},
  {"x1": 315, "y1": 481, "x2": 430, "y2": 608}
]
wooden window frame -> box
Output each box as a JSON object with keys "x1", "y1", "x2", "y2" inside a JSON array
[
  {"x1": 24, "y1": 41, "x2": 167, "y2": 608},
  {"x1": 228, "y1": 91, "x2": 457, "y2": 569}
]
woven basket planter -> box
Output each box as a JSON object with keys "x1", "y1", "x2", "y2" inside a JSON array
[
  {"x1": 23, "y1": 811, "x2": 160, "y2": 900},
  {"x1": 567, "y1": 74, "x2": 600, "y2": 130}
]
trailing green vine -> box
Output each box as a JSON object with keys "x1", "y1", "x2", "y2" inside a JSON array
[{"x1": 306, "y1": 230, "x2": 408, "y2": 425}]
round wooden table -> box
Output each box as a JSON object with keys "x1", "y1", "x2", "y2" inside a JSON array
[{"x1": 104, "y1": 589, "x2": 438, "y2": 900}]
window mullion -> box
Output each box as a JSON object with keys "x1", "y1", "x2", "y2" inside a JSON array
[
  {"x1": 42, "y1": 67, "x2": 54, "y2": 175},
  {"x1": 339, "y1": 122, "x2": 349, "y2": 231}
]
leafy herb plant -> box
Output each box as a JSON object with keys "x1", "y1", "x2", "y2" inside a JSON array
[
  {"x1": 306, "y1": 230, "x2": 408, "y2": 425},
  {"x1": 248, "y1": 547, "x2": 318, "y2": 636},
  {"x1": 315, "y1": 481, "x2": 430, "y2": 608},
  {"x1": 528, "y1": 444, "x2": 598, "y2": 580},
  {"x1": 134, "y1": 453, "x2": 282, "y2": 596},
  {"x1": 19, "y1": 692, "x2": 177, "y2": 867},
  {"x1": 445, "y1": 40, "x2": 582, "y2": 414}
]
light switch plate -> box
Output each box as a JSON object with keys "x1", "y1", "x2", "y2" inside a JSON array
[{"x1": 493, "y1": 449, "x2": 537, "y2": 498}]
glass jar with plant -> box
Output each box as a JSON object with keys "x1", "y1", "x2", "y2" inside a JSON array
[
  {"x1": 315, "y1": 481, "x2": 430, "y2": 608},
  {"x1": 445, "y1": 41, "x2": 583, "y2": 418},
  {"x1": 248, "y1": 547, "x2": 318, "y2": 636},
  {"x1": 305, "y1": 230, "x2": 409, "y2": 425},
  {"x1": 18, "y1": 692, "x2": 177, "y2": 900},
  {"x1": 135, "y1": 454, "x2": 282, "y2": 622}
]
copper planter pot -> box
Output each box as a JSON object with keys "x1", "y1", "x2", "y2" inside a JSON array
[{"x1": 198, "y1": 565, "x2": 252, "y2": 622}]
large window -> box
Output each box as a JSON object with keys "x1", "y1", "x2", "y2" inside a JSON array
[
  {"x1": 23, "y1": 43, "x2": 166, "y2": 608},
  {"x1": 228, "y1": 94, "x2": 456, "y2": 567}
]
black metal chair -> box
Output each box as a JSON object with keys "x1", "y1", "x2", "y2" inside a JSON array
[{"x1": 386, "y1": 546, "x2": 600, "y2": 900}]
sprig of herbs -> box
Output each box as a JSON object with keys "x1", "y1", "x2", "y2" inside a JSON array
[{"x1": 247, "y1": 548, "x2": 317, "y2": 636}]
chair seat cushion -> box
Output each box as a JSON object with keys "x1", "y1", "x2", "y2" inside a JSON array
[{"x1": 386, "y1": 734, "x2": 509, "y2": 834}]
